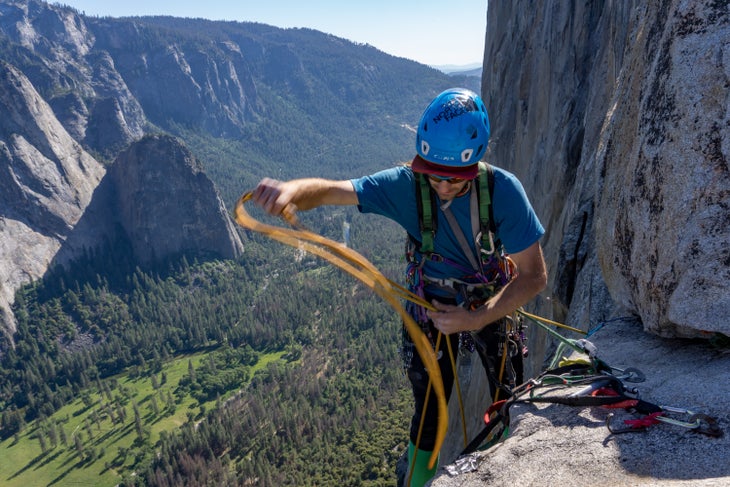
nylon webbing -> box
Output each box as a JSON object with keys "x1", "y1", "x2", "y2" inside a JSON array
[
  {"x1": 442, "y1": 195, "x2": 481, "y2": 272},
  {"x1": 418, "y1": 173, "x2": 435, "y2": 254}
]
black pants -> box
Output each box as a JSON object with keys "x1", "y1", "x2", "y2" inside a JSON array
[
  {"x1": 406, "y1": 321, "x2": 459, "y2": 451},
  {"x1": 405, "y1": 318, "x2": 523, "y2": 450}
]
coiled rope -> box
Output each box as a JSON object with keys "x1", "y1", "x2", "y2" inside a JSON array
[{"x1": 234, "y1": 192, "x2": 447, "y2": 469}]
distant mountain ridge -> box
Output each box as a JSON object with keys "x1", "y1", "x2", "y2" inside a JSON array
[
  {"x1": 0, "y1": 0, "x2": 480, "y2": 335},
  {"x1": 432, "y1": 62, "x2": 482, "y2": 73}
]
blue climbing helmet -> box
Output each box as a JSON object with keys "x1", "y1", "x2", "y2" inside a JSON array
[{"x1": 412, "y1": 88, "x2": 490, "y2": 179}]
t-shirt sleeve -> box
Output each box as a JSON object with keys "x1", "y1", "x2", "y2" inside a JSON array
[
  {"x1": 492, "y1": 170, "x2": 545, "y2": 254},
  {"x1": 350, "y1": 167, "x2": 420, "y2": 237}
]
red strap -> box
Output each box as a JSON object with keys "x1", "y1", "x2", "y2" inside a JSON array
[
  {"x1": 623, "y1": 412, "x2": 664, "y2": 428},
  {"x1": 592, "y1": 387, "x2": 639, "y2": 409}
]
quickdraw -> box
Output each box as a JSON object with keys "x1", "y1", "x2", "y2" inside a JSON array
[{"x1": 607, "y1": 407, "x2": 723, "y2": 437}]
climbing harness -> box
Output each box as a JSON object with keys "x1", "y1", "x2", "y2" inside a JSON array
[{"x1": 404, "y1": 161, "x2": 517, "y2": 386}]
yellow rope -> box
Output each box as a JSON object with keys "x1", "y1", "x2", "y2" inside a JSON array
[
  {"x1": 517, "y1": 309, "x2": 587, "y2": 335},
  {"x1": 407, "y1": 331, "x2": 443, "y2": 486},
  {"x1": 234, "y1": 192, "x2": 446, "y2": 469}
]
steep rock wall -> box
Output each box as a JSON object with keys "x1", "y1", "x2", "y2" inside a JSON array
[
  {"x1": 594, "y1": 2, "x2": 729, "y2": 338},
  {"x1": 0, "y1": 69, "x2": 244, "y2": 337},
  {"x1": 0, "y1": 60, "x2": 105, "y2": 334},
  {"x1": 107, "y1": 134, "x2": 244, "y2": 264},
  {"x1": 482, "y1": 1, "x2": 729, "y2": 339},
  {"x1": 0, "y1": 0, "x2": 146, "y2": 158}
]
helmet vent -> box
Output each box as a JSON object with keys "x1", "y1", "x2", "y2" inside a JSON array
[
  {"x1": 421, "y1": 140, "x2": 431, "y2": 156},
  {"x1": 461, "y1": 148, "x2": 473, "y2": 162},
  {"x1": 475, "y1": 145, "x2": 484, "y2": 158}
]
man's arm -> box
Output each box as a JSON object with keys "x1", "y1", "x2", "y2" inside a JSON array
[
  {"x1": 252, "y1": 177, "x2": 359, "y2": 216},
  {"x1": 428, "y1": 241, "x2": 548, "y2": 334}
]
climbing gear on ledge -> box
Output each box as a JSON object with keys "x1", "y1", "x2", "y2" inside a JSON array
[
  {"x1": 607, "y1": 406, "x2": 723, "y2": 436},
  {"x1": 460, "y1": 312, "x2": 724, "y2": 456}
]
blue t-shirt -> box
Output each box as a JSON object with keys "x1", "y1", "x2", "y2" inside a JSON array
[{"x1": 351, "y1": 165, "x2": 544, "y2": 284}]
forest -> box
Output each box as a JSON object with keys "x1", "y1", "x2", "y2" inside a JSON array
[{"x1": 0, "y1": 199, "x2": 415, "y2": 485}]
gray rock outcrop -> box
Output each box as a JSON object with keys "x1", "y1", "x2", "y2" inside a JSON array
[
  {"x1": 0, "y1": 0, "x2": 146, "y2": 157},
  {"x1": 483, "y1": 1, "x2": 729, "y2": 340},
  {"x1": 107, "y1": 134, "x2": 244, "y2": 265},
  {"x1": 0, "y1": 60, "x2": 105, "y2": 334},
  {"x1": 0, "y1": 69, "x2": 244, "y2": 338}
]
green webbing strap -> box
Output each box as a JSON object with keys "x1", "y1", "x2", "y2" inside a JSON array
[
  {"x1": 417, "y1": 173, "x2": 435, "y2": 254},
  {"x1": 416, "y1": 162, "x2": 495, "y2": 258}
]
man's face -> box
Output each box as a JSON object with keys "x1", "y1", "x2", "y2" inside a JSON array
[{"x1": 427, "y1": 175, "x2": 471, "y2": 201}]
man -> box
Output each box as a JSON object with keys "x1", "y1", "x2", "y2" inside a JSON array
[{"x1": 252, "y1": 88, "x2": 547, "y2": 486}]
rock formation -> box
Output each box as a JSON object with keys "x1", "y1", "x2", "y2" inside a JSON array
[
  {"x1": 430, "y1": 1, "x2": 729, "y2": 485},
  {"x1": 482, "y1": 0, "x2": 729, "y2": 340},
  {"x1": 107, "y1": 134, "x2": 244, "y2": 265},
  {"x1": 0, "y1": 60, "x2": 105, "y2": 334}
]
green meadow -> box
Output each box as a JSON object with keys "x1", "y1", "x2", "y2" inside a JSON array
[{"x1": 0, "y1": 350, "x2": 286, "y2": 486}]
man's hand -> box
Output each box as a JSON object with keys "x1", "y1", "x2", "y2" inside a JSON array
[
  {"x1": 252, "y1": 178, "x2": 297, "y2": 217},
  {"x1": 428, "y1": 300, "x2": 483, "y2": 334},
  {"x1": 251, "y1": 177, "x2": 358, "y2": 216}
]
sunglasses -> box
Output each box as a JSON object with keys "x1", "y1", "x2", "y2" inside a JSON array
[{"x1": 428, "y1": 174, "x2": 467, "y2": 185}]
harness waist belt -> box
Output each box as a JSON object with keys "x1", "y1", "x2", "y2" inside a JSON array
[{"x1": 423, "y1": 274, "x2": 500, "y2": 292}]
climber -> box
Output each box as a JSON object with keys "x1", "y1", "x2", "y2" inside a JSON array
[{"x1": 251, "y1": 88, "x2": 547, "y2": 486}]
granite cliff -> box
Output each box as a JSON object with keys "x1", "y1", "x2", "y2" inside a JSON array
[
  {"x1": 0, "y1": 58, "x2": 244, "y2": 334},
  {"x1": 107, "y1": 134, "x2": 244, "y2": 265},
  {"x1": 0, "y1": 59, "x2": 105, "y2": 337},
  {"x1": 0, "y1": 0, "x2": 248, "y2": 335},
  {"x1": 431, "y1": 1, "x2": 729, "y2": 485},
  {"x1": 483, "y1": 0, "x2": 728, "y2": 341}
]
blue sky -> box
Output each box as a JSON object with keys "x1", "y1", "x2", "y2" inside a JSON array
[{"x1": 59, "y1": 0, "x2": 487, "y2": 67}]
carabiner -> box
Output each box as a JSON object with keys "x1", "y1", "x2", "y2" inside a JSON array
[
  {"x1": 606, "y1": 412, "x2": 648, "y2": 434},
  {"x1": 655, "y1": 406, "x2": 724, "y2": 437},
  {"x1": 612, "y1": 366, "x2": 646, "y2": 383}
]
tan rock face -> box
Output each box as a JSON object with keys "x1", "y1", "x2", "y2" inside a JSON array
[{"x1": 483, "y1": 1, "x2": 729, "y2": 339}]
